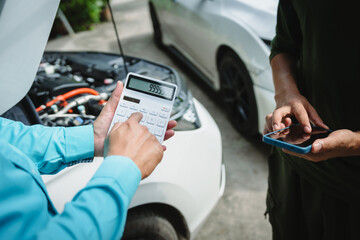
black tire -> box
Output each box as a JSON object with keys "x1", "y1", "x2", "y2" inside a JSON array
[
  {"x1": 149, "y1": 3, "x2": 164, "y2": 48},
  {"x1": 219, "y1": 50, "x2": 258, "y2": 136},
  {"x1": 122, "y1": 211, "x2": 178, "y2": 240}
]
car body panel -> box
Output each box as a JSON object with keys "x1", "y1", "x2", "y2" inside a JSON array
[
  {"x1": 150, "y1": 0, "x2": 278, "y2": 133},
  {"x1": 225, "y1": 0, "x2": 278, "y2": 40}
]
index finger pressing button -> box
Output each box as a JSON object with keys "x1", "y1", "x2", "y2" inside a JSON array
[{"x1": 128, "y1": 112, "x2": 143, "y2": 123}]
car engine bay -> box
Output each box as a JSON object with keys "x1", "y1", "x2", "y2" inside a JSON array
[
  {"x1": 2, "y1": 51, "x2": 200, "y2": 131},
  {"x1": 22, "y1": 51, "x2": 187, "y2": 127}
]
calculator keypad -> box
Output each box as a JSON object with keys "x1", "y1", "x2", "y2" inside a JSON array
[{"x1": 111, "y1": 103, "x2": 171, "y2": 143}]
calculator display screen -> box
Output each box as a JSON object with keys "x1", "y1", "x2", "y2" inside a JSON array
[{"x1": 127, "y1": 76, "x2": 176, "y2": 100}]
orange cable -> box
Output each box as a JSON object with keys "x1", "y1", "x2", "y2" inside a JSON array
[{"x1": 36, "y1": 88, "x2": 99, "y2": 112}]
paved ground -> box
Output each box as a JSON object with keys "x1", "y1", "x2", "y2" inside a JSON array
[{"x1": 46, "y1": 0, "x2": 272, "y2": 239}]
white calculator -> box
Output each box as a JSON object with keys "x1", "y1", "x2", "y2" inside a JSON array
[{"x1": 108, "y1": 73, "x2": 178, "y2": 143}]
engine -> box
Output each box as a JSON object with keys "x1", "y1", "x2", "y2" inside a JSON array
[{"x1": 29, "y1": 51, "x2": 179, "y2": 127}]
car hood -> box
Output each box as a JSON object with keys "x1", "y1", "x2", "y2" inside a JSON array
[{"x1": 0, "y1": 0, "x2": 59, "y2": 114}]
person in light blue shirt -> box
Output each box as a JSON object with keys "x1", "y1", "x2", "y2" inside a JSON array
[{"x1": 0, "y1": 81, "x2": 177, "y2": 239}]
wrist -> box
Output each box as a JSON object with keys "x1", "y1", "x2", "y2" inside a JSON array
[
  {"x1": 93, "y1": 122, "x2": 105, "y2": 157},
  {"x1": 274, "y1": 88, "x2": 302, "y2": 108},
  {"x1": 350, "y1": 131, "x2": 360, "y2": 155}
]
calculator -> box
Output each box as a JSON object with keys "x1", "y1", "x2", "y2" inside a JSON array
[{"x1": 108, "y1": 73, "x2": 178, "y2": 143}]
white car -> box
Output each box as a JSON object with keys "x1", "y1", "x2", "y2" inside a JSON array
[
  {"x1": 34, "y1": 52, "x2": 225, "y2": 240},
  {"x1": 149, "y1": 0, "x2": 278, "y2": 135},
  {"x1": 0, "y1": 1, "x2": 225, "y2": 239}
]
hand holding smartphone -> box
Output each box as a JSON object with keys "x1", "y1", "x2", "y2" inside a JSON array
[{"x1": 262, "y1": 123, "x2": 332, "y2": 154}]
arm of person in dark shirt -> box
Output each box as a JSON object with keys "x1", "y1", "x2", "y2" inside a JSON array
[
  {"x1": 264, "y1": 53, "x2": 328, "y2": 135},
  {"x1": 265, "y1": 53, "x2": 360, "y2": 161}
]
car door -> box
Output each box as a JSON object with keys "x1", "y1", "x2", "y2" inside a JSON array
[{"x1": 168, "y1": 0, "x2": 221, "y2": 81}]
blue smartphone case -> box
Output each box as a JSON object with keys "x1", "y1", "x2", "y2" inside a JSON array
[
  {"x1": 262, "y1": 124, "x2": 329, "y2": 154},
  {"x1": 263, "y1": 128, "x2": 312, "y2": 154}
]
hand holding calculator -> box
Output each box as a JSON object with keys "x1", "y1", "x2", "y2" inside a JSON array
[{"x1": 108, "y1": 73, "x2": 177, "y2": 143}]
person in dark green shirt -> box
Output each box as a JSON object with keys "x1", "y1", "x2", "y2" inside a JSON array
[{"x1": 264, "y1": 0, "x2": 360, "y2": 239}]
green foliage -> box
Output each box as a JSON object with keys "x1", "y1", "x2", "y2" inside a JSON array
[{"x1": 59, "y1": 0, "x2": 106, "y2": 32}]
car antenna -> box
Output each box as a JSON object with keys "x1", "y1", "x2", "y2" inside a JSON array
[{"x1": 107, "y1": 0, "x2": 129, "y2": 75}]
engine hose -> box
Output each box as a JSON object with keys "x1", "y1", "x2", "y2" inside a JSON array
[
  {"x1": 36, "y1": 88, "x2": 100, "y2": 112},
  {"x1": 52, "y1": 93, "x2": 108, "y2": 116}
]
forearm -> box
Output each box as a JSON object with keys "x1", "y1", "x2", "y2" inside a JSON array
[
  {"x1": 37, "y1": 156, "x2": 141, "y2": 240},
  {"x1": 0, "y1": 117, "x2": 94, "y2": 174},
  {"x1": 36, "y1": 125, "x2": 94, "y2": 174},
  {"x1": 266, "y1": 53, "x2": 327, "y2": 133},
  {"x1": 270, "y1": 53, "x2": 300, "y2": 102}
]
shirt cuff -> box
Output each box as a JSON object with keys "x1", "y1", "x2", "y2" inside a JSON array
[
  {"x1": 93, "y1": 156, "x2": 141, "y2": 198},
  {"x1": 64, "y1": 125, "x2": 94, "y2": 163}
]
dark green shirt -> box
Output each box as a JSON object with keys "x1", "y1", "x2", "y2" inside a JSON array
[{"x1": 270, "y1": 0, "x2": 360, "y2": 202}]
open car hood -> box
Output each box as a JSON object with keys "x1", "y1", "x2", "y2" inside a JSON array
[{"x1": 0, "y1": 0, "x2": 59, "y2": 114}]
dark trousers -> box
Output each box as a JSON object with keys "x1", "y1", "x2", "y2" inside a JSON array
[{"x1": 266, "y1": 150, "x2": 360, "y2": 240}]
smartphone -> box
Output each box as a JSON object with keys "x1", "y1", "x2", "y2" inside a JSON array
[{"x1": 262, "y1": 124, "x2": 332, "y2": 154}]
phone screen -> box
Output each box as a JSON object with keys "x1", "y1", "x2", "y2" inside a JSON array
[{"x1": 267, "y1": 124, "x2": 331, "y2": 147}]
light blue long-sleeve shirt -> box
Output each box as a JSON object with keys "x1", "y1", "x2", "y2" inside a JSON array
[{"x1": 0, "y1": 117, "x2": 141, "y2": 239}]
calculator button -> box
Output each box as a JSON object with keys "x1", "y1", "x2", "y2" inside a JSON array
[
  {"x1": 159, "y1": 113, "x2": 167, "y2": 118},
  {"x1": 154, "y1": 128, "x2": 163, "y2": 137},
  {"x1": 120, "y1": 102, "x2": 128, "y2": 108},
  {"x1": 116, "y1": 108, "x2": 126, "y2": 117},
  {"x1": 115, "y1": 116, "x2": 126, "y2": 123},
  {"x1": 149, "y1": 110, "x2": 158, "y2": 116},
  {"x1": 147, "y1": 116, "x2": 156, "y2": 125},
  {"x1": 130, "y1": 105, "x2": 138, "y2": 111},
  {"x1": 140, "y1": 115, "x2": 148, "y2": 123},
  {"x1": 140, "y1": 108, "x2": 147, "y2": 113},
  {"x1": 126, "y1": 110, "x2": 136, "y2": 118},
  {"x1": 161, "y1": 106, "x2": 170, "y2": 112},
  {"x1": 146, "y1": 125, "x2": 154, "y2": 134},
  {"x1": 157, "y1": 119, "x2": 166, "y2": 127}
]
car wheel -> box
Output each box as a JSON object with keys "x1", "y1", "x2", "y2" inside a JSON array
[
  {"x1": 219, "y1": 51, "x2": 258, "y2": 136},
  {"x1": 122, "y1": 211, "x2": 179, "y2": 240},
  {"x1": 149, "y1": 3, "x2": 163, "y2": 48}
]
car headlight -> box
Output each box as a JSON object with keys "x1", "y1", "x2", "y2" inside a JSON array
[{"x1": 172, "y1": 91, "x2": 201, "y2": 131}]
